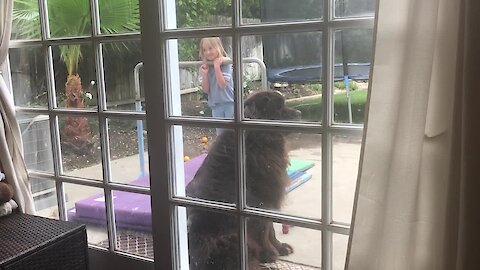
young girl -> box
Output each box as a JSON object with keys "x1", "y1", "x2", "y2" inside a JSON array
[{"x1": 199, "y1": 37, "x2": 234, "y2": 125}]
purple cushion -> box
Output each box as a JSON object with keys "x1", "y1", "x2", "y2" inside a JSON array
[
  {"x1": 68, "y1": 153, "x2": 313, "y2": 231},
  {"x1": 68, "y1": 154, "x2": 207, "y2": 231}
]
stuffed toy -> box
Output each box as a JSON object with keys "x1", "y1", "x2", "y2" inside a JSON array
[{"x1": 0, "y1": 172, "x2": 14, "y2": 204}]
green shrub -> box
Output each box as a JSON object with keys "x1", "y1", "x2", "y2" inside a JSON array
[
  {"x1": 334, "y1": 80, "x2": 359, "y2": 91},
  {"x1": 309, "y1": 83, "x2": 322, "y2": 92},
  {"x1": 287, "y1": 89, "x2": 368, "y2": 123}
]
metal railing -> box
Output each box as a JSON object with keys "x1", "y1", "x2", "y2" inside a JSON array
[{"x1": 133, "y1": 57, "x2": 268, "y2": 176}]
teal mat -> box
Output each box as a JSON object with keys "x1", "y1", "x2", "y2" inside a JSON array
[
  {"x1": 287, "y1": 172, "x2": 312, "y2": 192},
  {"x1": 286, "y1": 159, "x2": 315, "y2": 192},
  {"x1": 287, "y1": 159, "x2": 315, "y2": 178}
]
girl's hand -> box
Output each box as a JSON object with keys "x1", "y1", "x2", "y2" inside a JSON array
[
  {"x1": 213, "y1": 57, "x2": 225, "y2": 68},
  {"x1": 200, "y1": 64, "x2": 209, "y2": 75}
]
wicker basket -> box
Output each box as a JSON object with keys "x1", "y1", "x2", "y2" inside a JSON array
[{"x1": 0, "y1": 213, "x2": 88, "y2": 270}]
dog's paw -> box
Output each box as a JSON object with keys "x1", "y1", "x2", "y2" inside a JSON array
[
  {"x1": 277, "y1": 242, "x2": 294, "y2": 256},
  {"x1": 259, "y1": 249, "x2": 279, "y2": 263}
]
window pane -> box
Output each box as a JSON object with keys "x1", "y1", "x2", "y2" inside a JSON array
[
  {"x1": 112, "y1": 191, "x2": 153, "y2": 258},
  {"x1": 108, "y1": 118, "x2": 149, "y2": 185},
  {"x1": 250, "y1": 31, "x2": 323, "y2": 123},
  {"x1": 59, "y1": 115, "x2": 102, "y2": 180},
  {"x1": 18, "y1": 113, "x2": 53, "y2": 173},
  {"x1": 182, "y1": 206, "x2": 240, "y2": 269},
  {"x1": 47, "y1": 0, "x2": 92, "y2": 38},
  {"x1": 240, "y1": 35, "x2": 267, "y2": 94},
  {"x1": 334, "y1": 0, "x2": 375, "y2": 18},
  {"x1": 246, "y1": 130, "x2": 322, "y2": 220},
  {"x1": 107, "y1": 227, "x2": 153, "y2": 259},
  {"x1": 181, "y1": 126, "x2": 216, "y2": 163},
  {"x1": 333, "y1": 233, "x2": 349, "y2": 270},
  {"x1": 242, "y1": 0, "x2": 323, "y2": 25},
  {"x1": 11, "y1": 0, "x2": 42, "y2": 40},
  {"x1": 283, "y1": 84, "x2": 323, "y2": 122},
  {"x1": 333, "y1": 29, "x2": 373, "y2": 124},
  {"x1": 167, "y1": 0, "x2": 232, "y2": 29},
  {"x1": 179, "y1": 125, "x2": 236, "y2": 203},
  {"x1": 263, "y1": 31, "x2": 323, "y2": 83},
  {"x1": 267, "y1": 221, "x2": 322, "y2": 268},
  {"x1": 66, "y1": 183, "x2": 108, "y2": 245},
  {"x1": 52, "y1": 45, "x2": 97, "y2": 109},
  {"x1": 30, "y1": 177, "x2": 58, "y2": 218},
  {"x1": 103, "y1": 41, "x2": 143, "y2": 111},
  {"x1": 10, "y1": 46, "x2": 48, "y2": 108},
  {"x1": 174, "y1": 37, "x2": 203, "y2": 117},
  {"x1": 98, "y1": 0, "x2": 140, "y2": 34},
  {"x1": 332, "y1": 135, "x2": 361, "y2": 224},
  {"x1": 169, "y1": 36, "x2": 234, "y2": 119}
]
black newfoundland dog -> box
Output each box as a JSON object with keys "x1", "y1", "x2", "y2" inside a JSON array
[{"x1": 186, "y1": 90, "x2": 301, "y2": 270}]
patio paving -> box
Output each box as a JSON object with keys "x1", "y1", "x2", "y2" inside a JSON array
[{"x1": 37, "y1": 139, "x2": 361, "y2": 270}]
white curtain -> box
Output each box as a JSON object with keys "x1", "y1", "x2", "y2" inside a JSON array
[
  {"x1": 347, "y1": 0, "x2": 480, "y2": 268},
  {"x1": 0, "y1": 0, "x2": 35, "y2": 214}
]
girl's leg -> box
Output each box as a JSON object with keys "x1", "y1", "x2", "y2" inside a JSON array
[
  {"x1": 212, "y1": 103, "x2": 233, "y2": 119},
  {"x1": 223, "y1": 102, "x2": 234, "y2": 119},
  {"x1": 212, "y1": 103, "x2": 234, "y2": 135},
  {"x1": 211, "y1": 106, "x2": 223, "y2": 135},
  {"x1": 211, "y1": 105, "x2": 221, "y2": 118}
]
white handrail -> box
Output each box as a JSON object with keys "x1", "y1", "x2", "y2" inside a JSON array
[
  {"x1": 132, "y1": 57, "x2": 268, "y2": 176},
  {"x1": 133, "y1": 57, "x2": 268, "y2": 102}
]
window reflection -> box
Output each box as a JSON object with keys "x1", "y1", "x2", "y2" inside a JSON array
[{"x1": 335, "y1": 0, "x2": 375, "y2": 18}]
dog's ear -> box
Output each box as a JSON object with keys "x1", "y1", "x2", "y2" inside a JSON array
[
  {"x1": 245, "y1": 93, "x2": 268, "y2": 119},
  {"x1": 258, "y1": 95, "x2": 273, "y2": 111},
  {"x1": 244, "y1": 99, "x2": 257, "y2": 119},
  {"x1": 244, "y1": 91, "x2": 286, "y2": 119},
  {"x1": 261, "y1": 92, "x2": 286, "y2": 119},
  {"x1": 265, "y1": 93, "x2": 284, "y2": 112},
  {"x1": 251, "y1": 95, "x2": 273, "y2": 118}
]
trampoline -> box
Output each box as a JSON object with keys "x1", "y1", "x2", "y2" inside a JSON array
[{"x1": 267, "y1": 63, "x2": 370, "y2": 83}]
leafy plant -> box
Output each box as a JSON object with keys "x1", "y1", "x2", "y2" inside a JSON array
[
  {"x1": 176, "y1": 0, "x2": 259, "y2": 28},
  {"x1": 13, "y1": 0, "x2": 139, "y2": 67},
  {"x1": 242, "y1": 76, "x2": 258, "y2": 96},
  {"x1": 334, "y1": 79, "x2": 359, "y2": 91},
  {"x1": 175, "y1": 0, "x2": 259, "y2": 61},
  {"x1": 309, "y1": 83, "x2": 322, "y2": 93},
  {"x1": 13, "y1": 0, "x2": 140, "y2": 154},
  {"x1": 178, "y1": 38, "x2": 201, "y2": 62}
]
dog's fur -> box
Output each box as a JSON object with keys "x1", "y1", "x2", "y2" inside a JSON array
[{"x1": 186, "y1": 91, "x2": 300, "y2": 270}]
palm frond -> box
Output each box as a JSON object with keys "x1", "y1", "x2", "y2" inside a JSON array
[
  {"x1": 12, "y1": 0, "x2": 140, "y2": 72},
  {"x1": 59, "y1": 45, "x2": 82, "y2": 75},
  {"x1": 47, "y1": 0, "x2": 91, "y2": 37},
  {"x1": 99, "y1": 0, "x2": 140, "y2": 34},
  {"x1": 12, "y1": 0, "x2": 41, "y2": 39}
]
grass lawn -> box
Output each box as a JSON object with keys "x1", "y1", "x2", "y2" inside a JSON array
[{"x1": 287, "y1": 89, "x2": 368, "y2": 123}]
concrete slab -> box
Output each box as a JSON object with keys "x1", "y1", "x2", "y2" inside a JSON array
[{"x1": 37, "y1": 140, "x2": 361, "y2": 269}]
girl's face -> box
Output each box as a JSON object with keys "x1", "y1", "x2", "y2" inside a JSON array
[{"x1": 202, "y1": 43, "x2": 220, "y2": 61}]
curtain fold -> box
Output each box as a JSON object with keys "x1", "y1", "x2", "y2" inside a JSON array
[
  {"x1": 346, "y1": 0, "x2": 480, "y2": 268},
  {"x1": 0, "y1": 0, "x2": 35, "y2": 214},
  {"x1": 446, "y1": 0, "x2": 480, "y2": 268}
]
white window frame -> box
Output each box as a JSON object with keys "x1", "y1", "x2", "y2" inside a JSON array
[
  {"x1": 11, "y1": 0, "x2": 149, "y2": 261},
  {"x1": 141, "y1": 1, "x2": 373, "y2": 270},
  {"x1": 10, "y1": 0, "x2": 374, "y2": 269}
]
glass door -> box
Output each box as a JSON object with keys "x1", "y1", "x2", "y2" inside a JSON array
[{"x1": 10, "y1": 0, "x2": 375, "y2": 269}]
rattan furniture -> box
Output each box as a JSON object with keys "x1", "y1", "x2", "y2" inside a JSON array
[{"x1": 0, "y1": 213, "x2": 88, "y2": 269}]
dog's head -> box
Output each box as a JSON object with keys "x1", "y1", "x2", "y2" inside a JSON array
[{"x1": 244, "y1": 91, "x2": 301, "y2": 121}]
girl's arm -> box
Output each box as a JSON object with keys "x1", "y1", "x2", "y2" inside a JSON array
[
  {"x1": 213, "y1": 57, "x2": 229, "y2": 90},
  {"x1": 200, "y1": 64, "x2": 210, "y2": 94}
]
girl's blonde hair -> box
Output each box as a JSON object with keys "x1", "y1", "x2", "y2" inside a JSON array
[{"x1": 199, "y1": 37, "x2": 228, "y2": 61}]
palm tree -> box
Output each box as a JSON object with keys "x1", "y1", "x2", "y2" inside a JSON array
[{"x1": 13, "y1": 0, "x2": 140, "y2": 154}]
